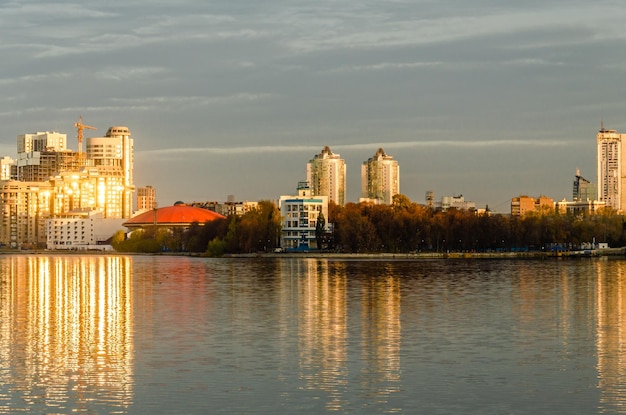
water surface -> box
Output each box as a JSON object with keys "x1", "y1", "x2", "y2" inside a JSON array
[{"x1": 1, "y1": 255, "x2": 625, "y2": 414}]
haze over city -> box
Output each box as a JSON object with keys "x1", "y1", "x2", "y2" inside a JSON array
[{"x1": 2, "y1": 0, "x2": 626, "y2": 212}]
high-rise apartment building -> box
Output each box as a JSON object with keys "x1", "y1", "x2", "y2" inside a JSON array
[
  {"x1": 16, "y1": 131, "x2": 85, "y2": 182},
  {"x1": 137, "y1": 185, "x2": 157, "y2": 212},
  {"x1": 360, "y1": 148, "x2": 399, "y2": 204},
  {"x1": 0, "y1": 124, "x2": 135, "y2": 248},
  {"x1": 0, "y1": 180, "x2": 53, "y2": 247},
  {"x1": 86, "y1": 126, "x2": 135, "y2": 218},
  {"x1": 17, "y1": 131, "x2": 67, "y2": 153},
  {"x1": 597, "y1": 126, "x2": 626, "y2": 211},
  {"x1": 306, "y1": 146, "x2": 346, "y2": 206}
]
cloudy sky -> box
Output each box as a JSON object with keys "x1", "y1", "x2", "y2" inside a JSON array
[{"x1": 2, "y1": 0, "x2": 626, "y2": 212}]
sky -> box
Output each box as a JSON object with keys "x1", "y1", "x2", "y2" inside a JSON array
[{"x1": 2, "y1": 0, "x2": 626, "y2": 212}]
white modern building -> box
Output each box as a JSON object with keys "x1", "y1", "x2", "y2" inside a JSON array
[
  {"x1": 555, "y1": 199, "x2": 606, "y2": 216},
  {"x1": 435, "y1": 195, "x2": 476, "y2": 212},
  {"x1": 361, "y1": 148, "x2": 399, "y2": 204},
  {"x1": 306, "y1": 146, "x2": 346, "y2": 206},
  {"x1": 17, "y1": 131, "x2": 67, "y2": 153},
  {"x1": 597, "y1": 125, "x2": 626, "y2": 212},
  {"x1": 46, "y1": 209, "x2": 126, "y2": 250},
  {"x1": 0, "y1": 156, "x2": 14, "y2": 180},
  {"x1": 279, "y1": 182, "x2": 328, "y2": 250}
]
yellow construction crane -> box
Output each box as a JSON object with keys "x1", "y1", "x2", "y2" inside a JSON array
[{"x1": 74, "y1": 116, "x2": 96, "y2": 153}]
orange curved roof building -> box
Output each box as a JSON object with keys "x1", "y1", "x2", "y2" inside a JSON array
[{"x1": 123, "y1": 202, "x2": 226, "y2": 229}]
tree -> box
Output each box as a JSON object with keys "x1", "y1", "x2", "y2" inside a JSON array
[{"x1": 315, "y1": 212, "x2": 326, "y2": 250}]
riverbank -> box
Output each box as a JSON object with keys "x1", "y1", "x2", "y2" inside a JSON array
[
  {"x1": 226, "y1": 247, "x2": 626, "y2": 259},
  {"x1": 4, "y1": 247, "x2": 625, "y2": 259}
]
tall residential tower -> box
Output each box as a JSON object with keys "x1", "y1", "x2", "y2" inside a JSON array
[
  {"x1": 361, "y1": 148, "x2": 399, "y2": 204},
  {"x1": 597, "y1": 125, "x2": 626, "y2": 212},
  {"x1": 306, "y1": 146, "x2": 346, "y2": 206}
]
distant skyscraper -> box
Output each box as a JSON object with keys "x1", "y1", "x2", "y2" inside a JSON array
[
  {"x1": 573, "y1": 168, "x2": 596, "y2": 202},
  {"x1": 137, "y1": 185, "x2": 157, "y2": 212},
  {"x1": 306, "y1": 146, "x2": 346, "y2": 206},
  {"x1": 361, "y1": 148, "x2": 399, "y2": 204},
  {"x1": 597, "y1": 125, "x2": 626, "y2": 211}
]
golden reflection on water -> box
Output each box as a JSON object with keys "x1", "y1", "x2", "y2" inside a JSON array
[
  {"x1": 297, "y1": 259, "x2": 348, "y2": 411},
  {"x1": 294, "y1": 259, "x2": 401, "y2": 412},
  {"x1": 0, "y1": 255, "x2": 133, "y2": 414},
  {"x1": 595, "y1": 259, "x2": 626, "y2": 414}
]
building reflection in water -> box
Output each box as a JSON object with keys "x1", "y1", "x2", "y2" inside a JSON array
[
  {"x1": 357, "y1": 263, "x2": 401, "y2": 400},
  {"x1": 292, "y1": 259, "x2": 401, "y2": 412},
  {"x1": 596, "y1": 259, "x2": 626, "y2": 414},
  {"x1": 0, "y1": 255, "x2": 133, "y2": 414},
  {"x1": 296, "y1": 259, "x2": 348, "y2": 411}
]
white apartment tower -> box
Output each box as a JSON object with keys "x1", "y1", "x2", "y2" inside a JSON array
[
  {"x1": 306, "y1": 146, "x2": 346, "y2": 206},
  {"x1": 17, "y1": 131, "x2": 67, "y2": 153},
  {"x1": 597, "y1": 125, "x2": 626, "y2": 212},
  {"x1": 361, "y1": 148, "x2": 399, "y2": 204}
]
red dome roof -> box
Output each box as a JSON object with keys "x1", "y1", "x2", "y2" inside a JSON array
[{"x1": 124, "y1": 202, "x2": 225, "y2": 228}]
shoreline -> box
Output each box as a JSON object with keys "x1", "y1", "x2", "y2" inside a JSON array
[
  {"x1": 225, "y1": 247, "x2": 626, "y2": 259},
  {"x1": 3, "y1": 247, "x2": 625, "y2": 259}
]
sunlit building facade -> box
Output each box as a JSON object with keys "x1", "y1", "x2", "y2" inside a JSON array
[
  {"x1": 46, "y1": 210, "x2": 126, "y2": 250},
  {"x1": 49, "y1": 167, "x2": 128, "y2": 219},
  {"x1": 86, "y1": 126, "x2": 134, "y2": 217},
  {"x1": 360, "y1": 148, "x2": 399, "y2": 205},
  {"x1": 17, "y1": 131, "x2": 67, "y2": 153},
  {"x1": 511, "y1": 195, "x2": 554, "y2": 217},
  {"x1": 136, "y1": 185, "x2": 157, "y2": 212},
  {"x1": 0, "y1": 125, "x2": 136, "y2": 248},
  {"x1": 0, "y1": 180, "x2": 53, "y2": 248},
  {"x1": 597, "y1": 126, "x2": 626, "y2": 212},
  {"x1": 16, "y1": 131, "x2": 85, "y2": 182},
  {"x1": 306, "y1": 146, "x2": 346, "y2": 206},
  {"x1": 0, "y1": 156, "x2": 15, "y2": 181}
]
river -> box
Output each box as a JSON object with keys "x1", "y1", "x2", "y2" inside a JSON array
[{"x1": 0, "y1": 254, "x2": 624, "y2": 414}]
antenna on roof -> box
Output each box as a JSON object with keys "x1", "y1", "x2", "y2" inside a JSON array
[{"x1": 601, "y1": 118, "x2": 605, "y2": 132}]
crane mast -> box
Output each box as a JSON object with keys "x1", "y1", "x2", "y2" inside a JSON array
[{"x1": 74, "y1": 116, "x2": 96, "y2": 153}]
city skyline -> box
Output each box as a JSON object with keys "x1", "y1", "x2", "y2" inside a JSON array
[{"x1": 2, "y1": 1, "x2": 626, "y2": 212}]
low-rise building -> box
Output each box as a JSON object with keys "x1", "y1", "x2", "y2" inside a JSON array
[
  {"x1": 434, "y1": 195, "x2": 476, "y2": 212},
  {"x1": 279, "y1": 182, "x2": 328, "y2": 250},
  {"x1": 511, "y1": 195, "x2": 555, "y2": 217},
  {"x1": 46, "y1": 209, "x2": 126, "y2": 250},
  {"x1": 555, "y1": 199, "x2": 606, "y2": 216},
  {"x1": 190, "y1": 196, "x2": 259, "y2": 216}
]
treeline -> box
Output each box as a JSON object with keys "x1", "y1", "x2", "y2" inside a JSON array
[
  {"x1": 329, "y1": 195, "x2": 625, "y2": 252},
  {"x1": 111, "y1": 195, "x2": 626, "y2": 255}
]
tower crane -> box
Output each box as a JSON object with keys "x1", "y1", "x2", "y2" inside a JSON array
[{"x1": 74, "y1": 116, "x2": 96, "y2": 153}]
